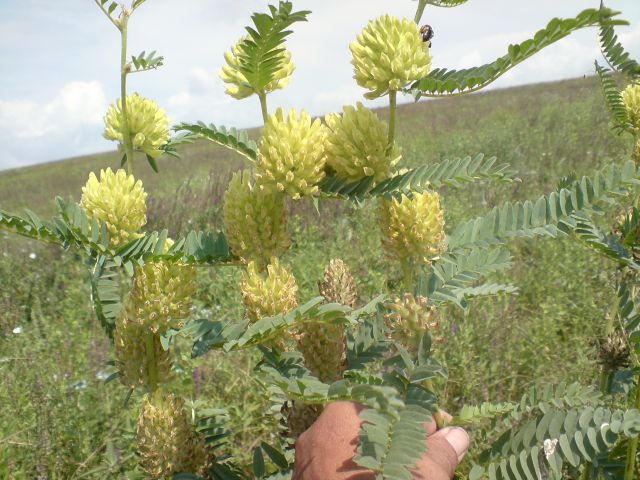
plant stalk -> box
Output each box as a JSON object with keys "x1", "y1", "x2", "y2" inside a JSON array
[
  {"x1": 414, "y1": 0, "x2": 428, "y2": 24},
  {"x1": 119, "y1": 12, "x2": 135, "y2": 175},
  {"x1": 388, "y1": 90, "x2": 397, "y2": 148},
  {"x1": 258, "y1": 92, "x2": 269, "y2": 125},
  {"x1": 401, "y1": 259, "x2": 414, "y2": 293},
  {"x1": 145, "y1": 332, "x2": 158, "y2": 392},
  {"x1": 624, "y1": 380, "x2": 640, "y2": 480}
]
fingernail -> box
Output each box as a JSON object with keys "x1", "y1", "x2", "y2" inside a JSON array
[{"x1": 443, "y1": 427, "x2": 470, "y2": 461}]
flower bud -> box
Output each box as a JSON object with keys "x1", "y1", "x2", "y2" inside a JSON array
[
  {"x1": 223, "y1": 170, "x2": 290, "y2": 266},
  {"x1": 241, "y1": 259, "x2": 298, "y2": 323},
  {"x1": 103, "y1": 93, "x2": 169, "y2": 159},
  {"x1": 281, "y1": 400, "x2": 323, "y2": 440},
  {"x1": 126, "y1": 258, "x2": 196, "y2": 334},
  {"x1": 256, "y1": 108, "x2": 327, "y2": 199},
  {"x1": 384, "y1": 293, "x2": 440, "y2": 349},
  {"x1": 318, "y1": 259, "x2": 358, "y2": 308},
  {"x1": 622, "y1": 82, "x2": 640, "y2": 131},
  {"x1": 379, "y1": 190, "x2": 445, "y2": 264},
  {"x1": 114, "y1": 317, "x2": 172, "y2": 390},
  {"x1": 350, "y1": 15, "x2": 432, "y2": 99},
  {"x1": 137, "y1": 391, "x2": 212, "y2": 479},
  {"x1": 220, "y1": 37, "x2": 295, "y2": 99},
  {"x1": 80, "y1": 168, "x2": 147, "y2": 248},
  {"x1": 325, "y1": 103, "x2": 401, "y2": 183},
  {"x1": 596, "y1": 329, "x2": 631, "y2": 372}
]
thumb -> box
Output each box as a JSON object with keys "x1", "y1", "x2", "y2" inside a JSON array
[{"x1": 414, "y1": 427, "x2": 470, "y2": 479}]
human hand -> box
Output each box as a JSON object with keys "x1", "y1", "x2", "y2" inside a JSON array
[{"x1": 293, "y1": 401, "x2": 469, "y2": 480}]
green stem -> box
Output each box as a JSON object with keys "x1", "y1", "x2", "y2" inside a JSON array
[
  {"x1": 414, "y1": 0, "x2": 428, "y2": 24},
  {"x1": 600, "y1": 283, "x2": 621, "y2": 394},
  {"x1": 258, "y1": 92, "x2": 269, "y2": 125},
  {"x1": 388, "y1": 90, "x2": 397, "y2": 148},
  {"x1": 119, "y1": 13, "x2": 135, "y2": 175},
  {"x1": 401, "y1": 259, "x2": 414, "y2": 293},
  {"x1": 624, "y1": 380, "x2": 640, "y2": 480},
  {"x1": 145, "y1": 332, "x2": 158, "y2": 392}
]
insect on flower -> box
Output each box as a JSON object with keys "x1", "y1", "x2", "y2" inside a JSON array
[{"x1": 420, "y1": 24, "x2": 434, "y2": 47}]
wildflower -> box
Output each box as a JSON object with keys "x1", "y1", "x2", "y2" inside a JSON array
[
  {"x1": 240, "y1": 258, "x2": 298, "y2": 322},
  {"x1": 103, "y1": 93, "x2": 169, "y2": 159},
  {"x1": 325, "y1": 103, "x2": 401, "y2": 183},
  {"x1": 255, "y1": 108, "x2": 327, "y2": 199},
  {"x1": 379, "y1": 190, "x2": 445, "y2": 263},
  {"x1": 223, "y1": 170, "x2": 290, "y2": 266},
  {"x1": 384, "y1": 293, "x2": 440, "y2": 349},
  {"x1": 622, "y1": 82, "x2": 640, "y2": 130},
  {"x1": 350, "y1": 15, "x2": 432, "y2": 99},
  {"x1": 29, "y1": 252, "x2": 37, "y2": 260},
  {"x1": 220, "y1": 37, "x2": 295, "y2": 99},
  {"x1": 80, "y1": 168, "x2": 147, "y2": 248}
]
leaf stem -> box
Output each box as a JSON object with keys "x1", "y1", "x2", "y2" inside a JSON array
[
  {"x1": 258, "y1": 92, "x2": 269, "y2": 125},
  {"x1": 414, "y1": 0, "x2": 428, "y2": 24},
  {"x1": 119, "y1": 11, "x2": 135, "y2": 175},
  {"x1": 624, "y1": 380, "x2": 640, "y2": 480},
  {"x1": 388, "y1": 90, "x2": 397, "y2": 148},
  {"x1": 401, "y1": 259, "x2": 414, "y2": 292},
  {"x1": 93, "y1": 0, "x2": 121, "y2": 30},
  {"x1": 145, "y1": 332, "x2": 158, "y2": 392}
]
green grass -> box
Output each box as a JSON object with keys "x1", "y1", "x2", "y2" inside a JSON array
[{"x1": 0, "y1": 76, "x2": 636, "y2": 478}]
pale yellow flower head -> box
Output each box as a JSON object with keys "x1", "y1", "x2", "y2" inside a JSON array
[
  {"x1": 103, "y1": 93, "x2": 169, "y2": 159},
  {"x1": 256, "y1": 108, "x2": 327, "y2": 199},
  {"x1": 80, "y1": 168, "x2": 147, "y2": 248},
  {"x1": 220, "y1": 36, "x2": 295, "y2": 99},
  {"x1": 325, "y1": 102, "x2": 401, "y2": 183},
  {"x1": 350, "y1": 15, "x2": 432, "y2": 99},
  {"x1": 379, "y1": 190, "x2": 445, "y2": 263},
  {"x1": 622, "y1": 83, "x2": 640, "y2": 130},
  {"x1": 223, "y1": 170, "x2": 290, "y2": 266},
  {"x1": 241, "y1": 258, "x2": 298, "y2": 322},
  {"x1": 384, "y1": 293, "x2": 440, "y2": 350},
  {"x1": 137, "y1": 391, "x2": 211, "y2": 479}
]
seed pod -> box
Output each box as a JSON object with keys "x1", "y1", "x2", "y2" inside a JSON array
[
  {"x1": 103, "y1": 93, "x2": 169, "y2": 159},
  {"x1": 596, "y1": 329, "x2": 631, "y2": 372},
  {"x1": 220, "y1": 36, "x2": 295, "y2": 99},
  {"x1": 622, "y1": 82, "x2": 640, "y2": 131},
  {"x1": 240, "y1": 259, "x2": 298, "y2": 323},
  {"x1": 114, "y1": 317, "x2": 172, "y2": 390},
  {"x1": 137, "y1": 391, "x2": 212, "y2": 479},
  {"x1": 298, "y1": 260, "x2": 357, "y2": 383},
  {"x1": 126, "y1": 259, "x2": 196, "y2": 334},
  {"x1": 281, "y1": 400, "x2": 323, "y2": 440},
  {"x1": 223, "y1": 170, "x2": 290, "y2": 266},
  {"x1": 80, "y1": 168, "x2": 147, "y2": 248},
  {"x1": 384, "y1": 293, "x2": 440, "y2": 350},
  {"x1": 325, "y1": 103, "x2": 401, "y2": 183},
  {"x1": 350, "y1": 15, "x2": 432, "y2": 99},
  {"x1": 255, "y1": 108, "x2": 327, "y2": 199},
  {"x1": 379, "y1": 190, "x2": 445, "y2": 264}
]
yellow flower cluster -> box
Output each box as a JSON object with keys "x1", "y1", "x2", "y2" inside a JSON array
[
  {"x1": 223, "y1": 170, "x2": 290, "y2": 266},
  {"x1": 350, "y1": 15, "x2": 432, "y2": 99},
  {"x1": 256, "y1": 108, "x2": 327, "y2": 199},
  {"x1": 240, "y1": 259, "x2": 298, "y2": 322},
  {"x1": 103, "y1": 93, "x2": 169, "y2": 159},
  {"x1": 137, "y1": 391, "x2": 211, "y2": 479},
  {"x1": 80, "y1": 168, "x2": 147, "y2": 248},
  {"x1": 385, "y1": 293, "x2": 440, "y2": 349},
  {"x1": 220, "y1": 37, "x2": 295, "y2": 99},
  {"x1": 379, "y1": 190, "x2": 446, "y2": 263},
  {"x1": 325, "y1": 103, "x2": 401, "y2": 183},
  {"x1": 622, "y1": 83, "x2": 640, "y2": 130}
]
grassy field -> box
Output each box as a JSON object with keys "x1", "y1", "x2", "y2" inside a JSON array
[{"x1": 0, "y1": 76, "x2": 636, "y2": 478}]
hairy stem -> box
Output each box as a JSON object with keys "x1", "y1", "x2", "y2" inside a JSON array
[
  {"x1": 625, "y1": 380, "x2": 640, "y2": 480},
  {"x1": 414, "y1": 0, "x2": 428, "y2": 24},
  {"x1": 401, "y1": 259, "x2": 414, "y2": 292},
  {"x1": 145, "y1": 332, "x2": 158, "y2": 392},
  {"x1": 258, "y1": 92, "x2": 269, "y2": 125},
  {"x1": 119, "y1": 13, "x2": 135, "y2": 175},
  {"x1": 388, "y1": 90, "x2": 397, "y2": 148}
]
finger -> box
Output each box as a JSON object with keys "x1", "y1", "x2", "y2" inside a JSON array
[
  {"x1": 435, "y1": 427, "x2": 470, "y2": 462},
  {"x1": 413, "y1": 427, "x2": 469, "y2": 480},
  {"x1": 424, "y1": 410, "x2": 453, "y2": 435}
]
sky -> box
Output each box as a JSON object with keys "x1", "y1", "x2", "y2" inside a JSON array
[{"x1": 0, "y1": 0, "x2": 639, "y2": 171}]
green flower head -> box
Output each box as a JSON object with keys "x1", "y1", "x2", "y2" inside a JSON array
[
  {"x1": 350, "y1": 15, "x2": 432, "y2": 99},
  {"x1": 325, "y1": 102, "x2": 401, "y2": 183},
  {"x1": 379, "y1": 190, "x2": 446, "y2": 263},
  {"x1": 622, "y1": 82, "x2": 640, "y2": 130},
  {"x1": 220, "y1": 36, "x2": 295, "y2": 99},
  {"x1": 256, "y1": 108, "x2": 327, "y2": 199},
  {"x1": 80, "y1": 168, "x2": 147, "y2": 248},
  {"x1": 223, "y1": 170, "x2": 290, "y2": 266},
  {"x1": 103, "y1": 93, "x2": 169, "y2": 159}
]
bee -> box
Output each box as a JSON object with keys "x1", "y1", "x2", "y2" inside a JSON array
[{"x1": 420, "y1": 25, "x2": 434, "y2": 47}]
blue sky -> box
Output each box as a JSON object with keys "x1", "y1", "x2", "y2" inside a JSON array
[{"x1": 0, "y1": 0, "x2": 639, "y2": 171}]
